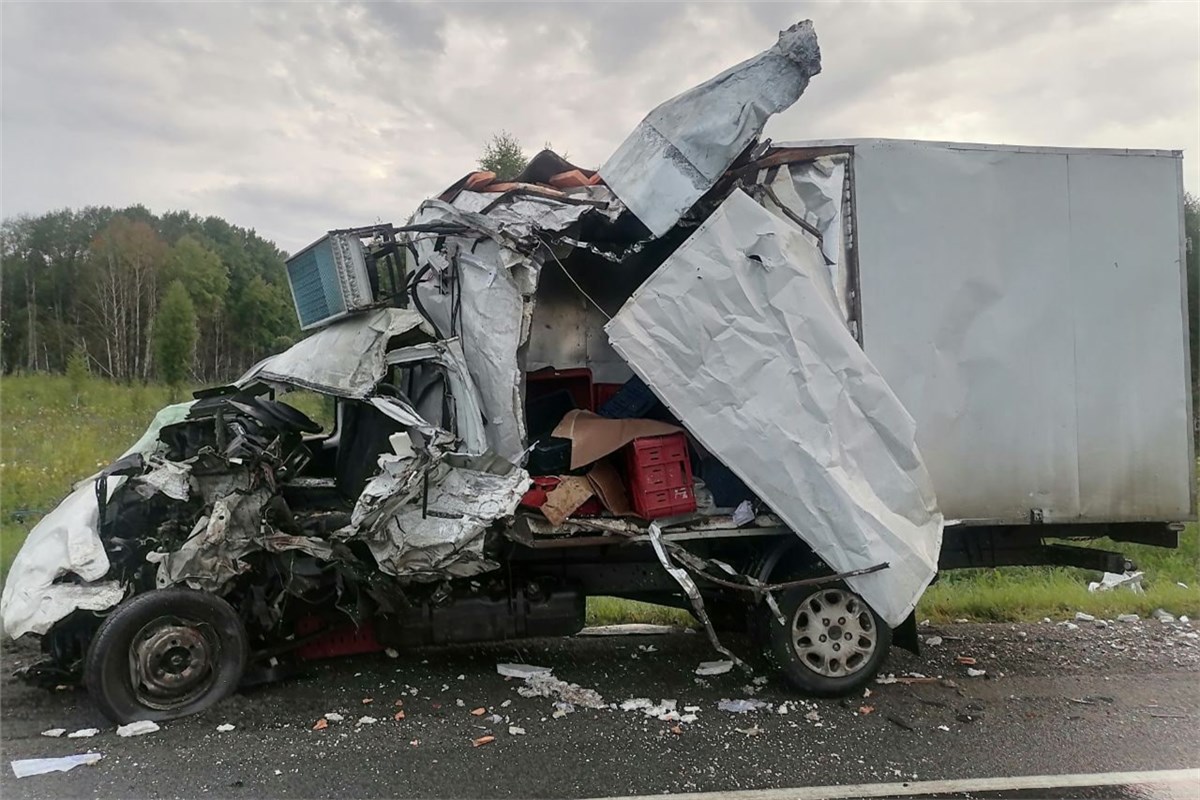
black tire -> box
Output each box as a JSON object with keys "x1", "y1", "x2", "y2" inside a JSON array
[
  {"x1": 766, "y1": 583, "x2": 891, "y2": 697},
  {"x1": 85, "y1": 589, "x2": 247, "y2": 723}
]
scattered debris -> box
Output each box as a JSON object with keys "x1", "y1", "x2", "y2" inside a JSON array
[
  {"x1": 497, "y1": 663, "x2": 553, "y2": 680},
  {"x1": 515, "y1": 672, "x2": 606, "y2": 709},
  {"x1": 357, "y1": 716, "x2": 378, "y2": 725},
  {"x1": 858, "y1": 705, "x2": 875, "y2": 715},
  {"x1": 1152, "y1": 608, "x2": 1177, "y2": 624},
  {"x1": 116, "y1": 720, "x2": 160, "y2": 737},
  {"x1": 735, "y1": 725, "x2": 763, "y2": 736},
  {"x1": 804, "y1": 710, "x2": 821, "y2": 722},
  {"x1": 696, "y1": 660, "x2": 734, "y2": 676},
  {"x1": 323, "y1": 712, "x2": 344, "y2": 722},
  {"x1": 394, "y1": 711, "x2": 406, "y2": 721},
  {"x1": 216, "y1": 723, "x2": 235, "y2": 732},
  {"x1": 312, "y1": 718, "x2": 329, "y2": 730},
  {"x1": 718, "y1": 698, "x2": 768, "y2": 713},
  {"x1": 955, "y1": 656, "x2": 976, "y2": 665},
  {"x1": 1117, "y1": 614, "x2": 1140, "y2": 623},
  {"x1": 937, "y1": 724, "x2": 951, "y2": 731},
  {"x1": 470, "y1": 707, "x2": 487, "y2": 716},
  {"x1": 1074, "y1": 612, "x2": 1096, "y2": 622},
  {"x1": 637, "y1": 644, "x2": 658, "y2": 653},
  {"x1": 508, "y1": 726, "x2": 526, "y2": 735},
  {"x1": 1178, "y1": 582, "x2": 1189, "y2": 590},
  {"x1": 621, "y1": 698, "x2": 653, "y2": 711},
  {"x1": 385, "y1": 648, "x2": 399, "y2": 659},
  {"x1": 40, "y1": 729, "x2": 66, "y2": 738},
  {"x1": 472, "y1": 735, "x2": 495, "y2": 747},
  {"x1": 966, "y1": 667, "x2": 987, "y2": 678},
  {"x1": 924, "y1": 636, "x2": 943, "y2": 646},
  {"x1": 66, "y1": 728, "x2": 99, "y2": 739},
  {"x1": 361, "y1": 698, "x2": 374, "y2": 705},
  {"x1": 1057, "y1": 622, "x2": 1080, "y2": 631},
  {"x1": 11, "y1": 753, "x2": 102, "y2": 778},
  {"x1": 1089, "y1": 571, "x2": 1145, "y2": 594},
  {"x1": 954, "y1": 618, "x2": 969, "y2": 623}
]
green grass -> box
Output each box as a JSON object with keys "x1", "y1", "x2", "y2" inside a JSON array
[{"x1": 2, "y1": 374, "x2": 1198, "y2": 624}]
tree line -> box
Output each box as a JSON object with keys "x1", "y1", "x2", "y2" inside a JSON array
[{"x1": 1, "y1": 206, "x2": 298, "y2": 385}]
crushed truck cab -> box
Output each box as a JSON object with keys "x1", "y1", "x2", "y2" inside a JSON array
[{"x1": 3, "y1": 18, "x2": 1192, "y2": 723}]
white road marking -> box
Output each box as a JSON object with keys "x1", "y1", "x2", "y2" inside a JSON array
[{"x1": 589, "y1": 768, "x2": 1200, "y2": 800}]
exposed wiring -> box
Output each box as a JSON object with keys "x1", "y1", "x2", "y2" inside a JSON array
[{"x1": 536, "y1": 236, "x2": 612, "y2": 321}]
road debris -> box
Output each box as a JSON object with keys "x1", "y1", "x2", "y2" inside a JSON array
[
  {"x1": 472, "y1": 735, "x2": 495, "y2": 747},
  {"x1": 508, "y1": 726, "x2": 525, "y2": 735},
  {"x1": 1074, "y1": 612, "x2": 1096, "y2": 622},
  {"x1": 804, "y1": 710, "x2": 821, "y2": 722},
  {"x1": 11, "y1": 753, "x2": 102, "y2": 778},
  {"x1": 394, "y1": 711, "x2": 406, "y2": 721},
  {"x1": 621, "y1": 698, "x2": 652, "y2": 712},
  {"x1": 40, "y1": 729, "x2": 66, "y2": 738},
  {"x1": 385, "y1": 648, "x2": 399, "y2": 658},
  {"x1": 470, "y1": 707, "x2": 487, "y2": 716},
  {"x1": 955, "y1": 656, "x2": 976, "y2": 665},
  {"x1": 497, "y1": 663, "x2": 553, "y2": 680},
  {"x1": 515, "y1": 672, "x2": 606, "y2": 709},
  {"x1": 1089, "y1": 571, "x2": 1145, "y2": 594},
  {"x1": 937, "y1": 724, "x2": 951, "y2": 731},
  {"x1": 357, "y1": 716, "x2": 377, "y2": 725},
  {"x1": 1117, "y1": 614, "x2": 1140, "y2": 623},
  {"x1": 216, "y1": 723, "x2": 235, "y2": 732},
  {"x1": 116, "y1": 720, "x2": 160, "y2": 737},
  {"x1": 858, "y1": 705, "x2": 875, "y2": 715},
  {"x1": 719, "y1": 698, "x2": 768, "y2": 713},
  {"x1": 66, "y1": 728, "x2": 99, "y2": 738},
  {"x1": 966, "y1": 667, "x2": 987, "y2": 678},
  {"x1": 924, "y1": 636, "x2": 943, "y2": 646},
  {"x1": 695, "y1": 660, "x2": 734, "y2": 676},
  {"x1": 1058, "y1": 622, "x2": 1079, "y2": 631},
  {"x1": 312, "y1": 719, "x2": 329, "y2": 730},
  {"x1": 735, "y1": 725, "x2": 763, "y2": 736},
  {"x1": 323, "y1": 712, "x2": 344, "y2": 722},
  {"x1": 1152, "y1": 608, "x2": 1177, "y2": 623}
]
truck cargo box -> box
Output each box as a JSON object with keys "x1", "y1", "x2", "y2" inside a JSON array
[{"x1": 770, "y1": 139, "x2": 1195, "y2": 525}]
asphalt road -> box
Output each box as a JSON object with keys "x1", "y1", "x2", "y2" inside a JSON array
[{"x1": 2, "y1": 618, "x2": 1197, "y2": 799}]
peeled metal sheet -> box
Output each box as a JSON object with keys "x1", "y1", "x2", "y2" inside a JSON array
[
  {"x1": 236, "y1": 308, "x2": 431, "y2": 399},
  {"x1": 599, "y1": 20, "x2": 821, "y2": 237},
  {"x1": 606, "y1": 190, "x2": 943, "y2": 625}
]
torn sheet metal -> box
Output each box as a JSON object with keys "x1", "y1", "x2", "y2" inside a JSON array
[
  {"x1": 0, "y1": 403, "x2": 199, "y2": 638},
  {"x1": 356, "y1": 463, "x2": 530, "y2": 580},
  {"x1": 758, "y1": 156, "x2": 851, "y2": 324},
  {"x1": 599, "y1": 20, "x2": 821, "y2": 237},
  {"x1": 407, "y1": 186, "x2": 622, "y2": 462},
  {"x1": 385, "y1": 339, "x2": 488, "y2": 456},
  {"x1": 606, "y1": 189, "x2": 943, "y2": 626},
  {"x1": 236, "y1": 308, "x2": 432, "y2": 399}
]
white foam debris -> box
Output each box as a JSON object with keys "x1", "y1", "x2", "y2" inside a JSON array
[
  {"x1": 216, "y1": 724, "x2": 236, "y2": 732},
  {"x1": 66, "y1": 728, "x2": 99, "y2": 739},
  {"x1": 116, "y1": 720, "x2": 160, "y2": 737},
  {"x1": 695, "y1": 660, "x2": 734, "y2": 676},
  {"x1": 497, "y1": 663, "x2": 554, "y2": 679},
  {"x1": 40, "y1": 729, "x2": 66, "y2": 738}
]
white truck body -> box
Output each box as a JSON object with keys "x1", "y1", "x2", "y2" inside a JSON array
[{"x1": 777, "y1": 139, "x2": 1195, "y2": 526}]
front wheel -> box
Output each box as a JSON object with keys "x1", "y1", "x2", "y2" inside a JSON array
[
  {"x1": 85, "y1": 589, "x2": 247, "y2": 723},
  {"x1": 766, "y1": 584, "x2": 890, "y2": 696}
]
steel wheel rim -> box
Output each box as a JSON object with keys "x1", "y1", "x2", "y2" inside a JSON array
[
  {"x1": 129, "y1": 615, "x2": 220, "y2": 710},
  {"x1": 791, "y1": 588, "x2": 877, "y2": 678}
]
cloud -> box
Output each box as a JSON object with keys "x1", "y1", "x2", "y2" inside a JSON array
[{"x1": 2, "y1": 1, "x2": 1196, "y2": 252}]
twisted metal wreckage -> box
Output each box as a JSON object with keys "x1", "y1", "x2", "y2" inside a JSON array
[{"x1": 2, "y1": 19, "x2": 943, "y2": 691}]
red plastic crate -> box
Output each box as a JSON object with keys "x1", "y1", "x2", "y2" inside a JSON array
[
  {"x1": 525, "y1": 367, "x2": 594, "y2": 412},
  {"x1": 625, "y1": 433, "x2": 696, "y2": 519}
]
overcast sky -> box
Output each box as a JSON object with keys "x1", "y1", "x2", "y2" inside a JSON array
[{"x1": 3, "y1": 1, "x2": 1197, "y2": 252}]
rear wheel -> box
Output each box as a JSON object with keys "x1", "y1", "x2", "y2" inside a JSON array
[
  {"x1": 85, "y1": 589, "x2": 247, "y2": 723},
  {"x1": 766, "y1": 584, "x2": 890, "y2": 696}
]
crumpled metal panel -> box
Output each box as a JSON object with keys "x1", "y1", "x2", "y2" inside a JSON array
[
  {"x1": 1, "y1": 402, "x2": 196, "y2": 638},
  {"x1": 357, "y1": 462, "x2": 530, "y2": 581},
  {"x1": 599, "y1": 20, "x2": 821, "y2": 237},
  {"x1": 605, "y1": 190, "x2": 943, "y2": 625},
  {"x1": 236, "y1": 308, "x2": 431, "y2": 399}
]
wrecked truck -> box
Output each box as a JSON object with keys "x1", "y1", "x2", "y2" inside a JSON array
[{"x1": 3, "y1": 19, "x2": 1194, "y2": 723}]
